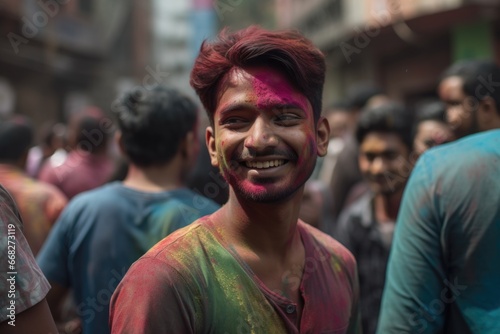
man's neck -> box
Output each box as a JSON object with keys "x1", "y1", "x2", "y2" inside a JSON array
[
  {"x1": 214, "y1": 187, "x2": 306, "y2": 308},
  {"x1": 374, "y1": 188, "x2": 404, "y2": 223},
  {"x1": 122, "y1": 162, "x2": 184, "y2": 192},
  {"x1": 217, "y1": 187, "x2": 304, "y2": 257}
]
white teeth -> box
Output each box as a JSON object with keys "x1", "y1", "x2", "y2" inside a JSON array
[{"x1": 245, "y1": 160, "x2": 285, "y2": 169}]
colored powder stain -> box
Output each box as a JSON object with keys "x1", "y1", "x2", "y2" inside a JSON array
[
  {"x1": 240, "y1": 180, "x2": 267, "y2": 196},
  {"x1": 251, "y1": 72, "x2": 310, "y2": 113},
  {"x1": 292, "y1": 135, "x2": 317, "y2": 185}
]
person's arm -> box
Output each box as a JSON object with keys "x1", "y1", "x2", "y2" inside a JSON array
[
  {"x1": 0, "y1": 299, "x2": 57, "y2": 334},
  {"x1": 377, "y1": 155, "x2": 447, "y2": 333},
  {"x1": 110, "y1": 257, "x2": 198, "y2": 334},
  {"x1": 0, "y1": 185, "x2": 57, "y2": 333}
]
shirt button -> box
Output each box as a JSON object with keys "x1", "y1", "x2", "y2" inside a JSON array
[{"x1": 285, "y1": 304, "x2": 296, "y2": 314}]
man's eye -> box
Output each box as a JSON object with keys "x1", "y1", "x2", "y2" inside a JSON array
[
  {"x1": 222, "y1": 118, "x2": 247, "y2": 125},
  {"x1": 424, "y1": 139, "x2": 436, "y2": 148},
  {"x1": 275, "y1": 114, "x2": 300, "y2": 124},
  {"x1": 387, "y1": 152, "x2": 400, "y2": 160},
  {"x1": 365, "y1": 153, "x2": 376, "y2": 161}
]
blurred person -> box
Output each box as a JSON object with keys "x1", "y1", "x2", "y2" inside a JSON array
[
  {"x1": 26, "y1": 121, "x2": 67, "y2": 178},
  {"x1": 0, "y1": 115, "x2": 67, "y2": 255},
  {"x1": 378, "y1": 66, "x2": 500, "y2": 334},
  {"x1": 186, "y1": 115, "x2": 229, "y2": 206},
  {"x1": 315, "y1": 101, "x2": 351, "y2": 184},
  {"x1": 413, "y1": 100, "x2": 456, "y2": 159},
  {"x1": 38, "y1": 106, "x2": 115, "y2": 199},
  {"x1": 438, "y1": 59, "x2": 500, "y2": 139},
  {"x1": 324, "y1": 101, "x2": 353, "y2": 140},
  {"x1": 299, "y1": 180, "x2": 334, "y2": 233},
  {"x1": 335, "y1": 102, "x2": 414, "y2": 334},
  {"x1": 329, "y1": 84, "x2": 389, "y2": 222},
  {"x1": 37, "y1": 86, "x2": 220, "y2": 334},
  {"x1": 110, "y1": 26, "x2": 360, "y2": 334},
  {"x1": 0, "y1": 184, "x2": 58, "y2": 334}
]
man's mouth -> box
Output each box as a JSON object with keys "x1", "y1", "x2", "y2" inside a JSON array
[{"x1": 244, "y1": 159, "x2": 286, "y2": 169}]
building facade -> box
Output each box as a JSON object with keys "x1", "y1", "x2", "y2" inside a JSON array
[{"x1": 276, "y1": 0, "x2": 500, "y2": 106}]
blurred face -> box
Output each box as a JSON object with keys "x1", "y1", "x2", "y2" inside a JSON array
[
  {"x1": 206, "y1": 66, "x2": 329, "y2": 203},
  {"x1": 326, "y1": 111, "x2": 351, "y2": 139},
  {"x1": 413, "y1": 120, "x2": 455, "y2": 157},
  {"x1": 359, "y1": 132, "x2": 411, "y2": 195},
  {"x1": 438, "y1": 76, "x2": 477, "y2": 138}
]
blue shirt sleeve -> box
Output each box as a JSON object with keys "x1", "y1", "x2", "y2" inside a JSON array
[{"x1": 377, "y1": 154, "x2": 448, "y2": 334}]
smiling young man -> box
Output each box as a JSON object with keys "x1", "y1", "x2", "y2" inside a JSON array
[{"x1": 110, "y1": 26, "x2": 360, "y2": 334}]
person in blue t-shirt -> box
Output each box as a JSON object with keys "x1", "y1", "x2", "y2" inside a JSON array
[
  {"x1": 37, "y1": 86, "x2": 220, "y2": 334},
  {"x1": 378, "y1": 60, "x2": 500, "y2": 333}
]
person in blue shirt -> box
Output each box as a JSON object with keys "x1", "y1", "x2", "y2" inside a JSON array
[
  {"x1": 378, "y1": 60, "x2": 500, "y2": 333},
  {"x1": 37, "y1": 86, "x2": 220, "y2": 334}
]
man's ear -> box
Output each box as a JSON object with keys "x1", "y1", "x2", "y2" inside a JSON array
[
  {"x1": 206, "y1": 126, "x2": 219, "y2": 167},
  {"x1": 477, "y1": 96, "x2": 499, "y2": 129},
  {"x1": 181, "y1": 131, "x2": 200, "y2": 162},
  {"x1": 316, "y1": 117, "x2": 330, "y2": 157},
  {"x1": 115, "y1": 131, "x2": 125, "y2": 156}
]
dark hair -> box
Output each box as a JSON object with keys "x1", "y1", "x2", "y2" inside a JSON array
[
  {"x1": 355, "y1": 102, "x2": 414, "y2": 150},
  {"x1": 190, "y1": 25, "x2": 326, "y2": 124},
  {"x1": 0, "y1": 116, "x2": 34, "y2": 163},
  {"x1": 411, "y1": 100, "x2": 447, "y2": 142},
  {"x1": 440, "y1": 59, "x2": 500, "y2": 113},
  {"x1": 346, "y1": 83, "x2": 384, "y2": 111},
  {"x1": 112, "y1": 85, "x2": 198, "y2": 167},
  {"x1": 415, "y1": 100, "x2": 446, "y2": 123}
]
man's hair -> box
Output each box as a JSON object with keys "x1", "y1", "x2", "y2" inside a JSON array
[
  {"x1": 346, "y1": 83, "x2": 384, "y2": 111},
  {"x1": 356, "y1": 102, "x2": 414, "y2": 150},
  {"x1": 0, "y1": 115, "x2": 34, "y2": 163},
  {"x1": 411, "y1": 100, "x2": 447, "y2": 141},
  {"x1": 113, "y1": 85, "x2": 198, "y2": 167},
  {"x1": 69, "y1": 106, "x2": 109, "y2": 154},
  {"x1": 415, "y1": 100, "x2": 446, "y2": 124},
  {"x1": 441, "y1": 59, "x2": 500, "y2": 113},
  {"x1": 190, "y1": 25, "x2": 326, "y2": 125}
]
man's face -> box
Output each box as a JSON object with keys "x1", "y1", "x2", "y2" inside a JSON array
[
  {"x1": 206, "y1": 66, "x2": 328, "y2": 203},
  {"x1": 326, "y1": 111, "x2": 351, "y2": 139},
  {"x1": 359, "y1": 132, "x2": 411, "y2": 195},
  {"x1": 438, "y1": 76, "x2": 477, "y2": 138},
  {"x1": 413, "y1": 120, "x2": 455, "y2": 157}
]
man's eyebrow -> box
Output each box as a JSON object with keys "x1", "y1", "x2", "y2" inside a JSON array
[
  {"x1": 219, "y1": 102, "x2": 304, "y2": 116},
  {"x1": 218, "y1": 103, "x2": 257, "y2": 116},
  {"x1": 270, "y1": 103, "x2": 304, "y2": 111}
]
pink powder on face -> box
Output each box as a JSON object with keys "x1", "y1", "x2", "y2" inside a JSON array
[{"x1": 251, "y1": 71, "x2": 310, "y2": 113}]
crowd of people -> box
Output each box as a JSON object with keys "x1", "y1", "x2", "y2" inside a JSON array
[{"x1": 1, "y1": 25, "x2": 499, "y2": 334}]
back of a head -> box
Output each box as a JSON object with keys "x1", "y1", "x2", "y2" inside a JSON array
[
  {"x1": 68, "y1": 106, "x2": 109, "y2": 154},
  {"x1": 415, "y1": 100, "x2": 447, "y2": 124},
  {"x1": 0, "y1": 115, "x2": 34, "y2": 164},
  {"x1": 346, "y1": 83, "x2": 385, "y2": 111},
  {"x1": 356, "y1": 102, "x2": 414, "y2": 150},
  {"x1": 113, "y1": 85, "x2": 198, "y2": 167},
  {"x1": 441, "y1": 59, "x2": 500, "y2": 111},
  {"x1": 190, "y1": 25, "x2": 326, "y2": 124}
]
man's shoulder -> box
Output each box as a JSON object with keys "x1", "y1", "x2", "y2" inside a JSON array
[
  {"x1": 416, "y1": 129, "x2": 500, "y2": 185},
  {"x1": 143, "y1": 217, "x2": 213, "y2": 260},
  {"x1": 423, "y1": 129, "x2": 500, "y2": 166},
  {"x1": 300, "y1": 222, "x2": 357, "y2": 271}
]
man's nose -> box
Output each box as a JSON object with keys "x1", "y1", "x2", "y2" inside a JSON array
[
  {"x1": 244, "y1": 117, "x2": 279, "y2": 151},
  {"x1": 370, "y1": 156, "x2": 387, "y2": 175}
]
